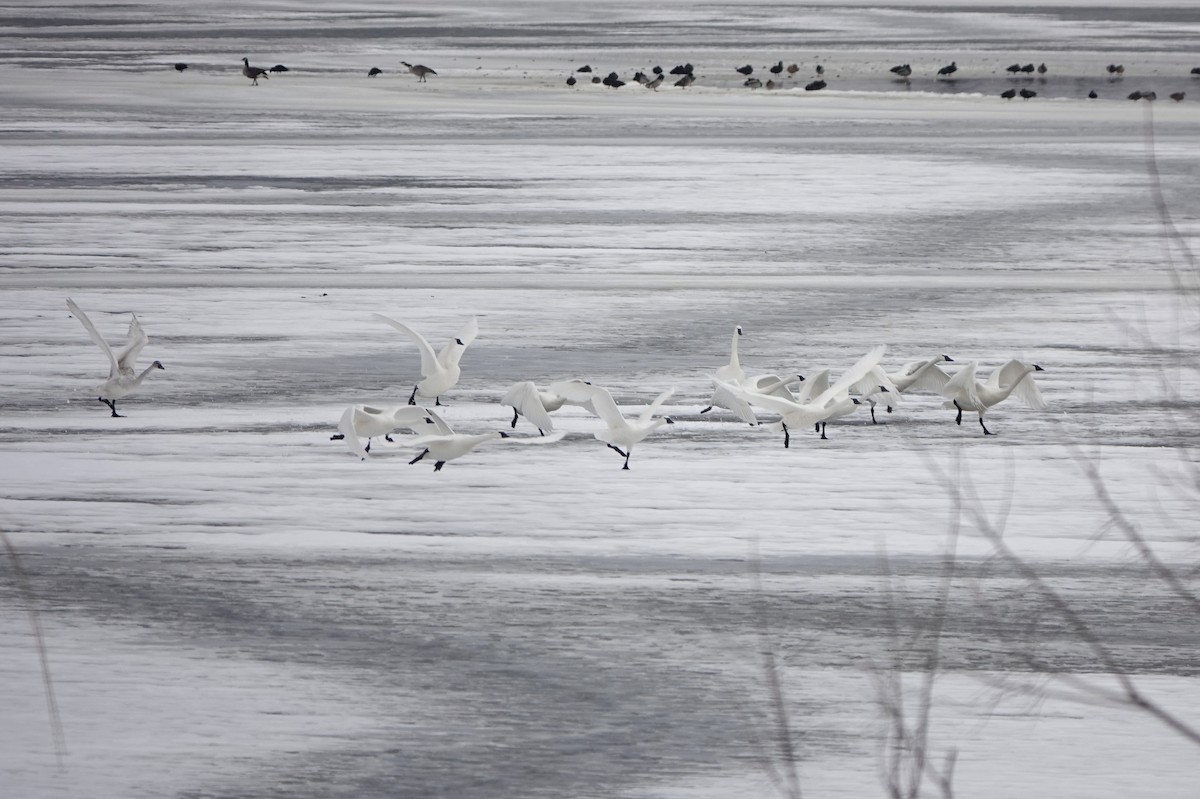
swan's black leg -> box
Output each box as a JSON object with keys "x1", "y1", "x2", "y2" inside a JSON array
[
  {"x1": 607, "y1": 444, "x2": 628, "y2": 459},
  {"x1": 364, "y1": 439, "x2": 371, "y2": 453},
  {"x1": 409, "y1": 448, "x2": 428, "y2": 465},
  {"x1": 953, "y1": 400, "x2": 963, "y2": 425},
  {"x1": 622, "y1": 450, "x2": 631, "y2": 470},
  {"x1": 818, "y1": 422, "x2": 828, "y2": 440},
  {"x1": 870, "y1": 405, "x2": 878, "y2": 424},
  {"x1": 433, "y1": 461, "x2": 446, "y2": 472},
  {"x1": 408, "y1": 385, "x2": 418, "y2": 405},
  {"x1": 511, "y1": 409, "x2": 519, "y2": 428},
  {"x1": 979, "y1": 416, "x2": 994, "y2": 436},
  {"x1": 699, "y1": 405, "x2": 713, "y2": 414},
  {"x1": 435, "y1": 397, "x2": 443, "y2": 406},
  {"x1": 101, "y1": 398, "x2": 123, "y2": 418},
  {"x1": 814, "y1": 423, "x2": 820, "y2": 433},
  {"x1": 782, "y1": 423, "x2": 790, "y2": 449},
  {"x1": 385, "y1": 434, "x2": 394, "y2": 442},
  {"x1": 887, "y1": 406, "x2": 894, "y2": 414},
  {"x1": 537, "y1": 428, "x2": 545, "y2": 436}
]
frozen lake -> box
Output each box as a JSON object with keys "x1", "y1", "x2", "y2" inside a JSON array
[{"x1": 1, "y1": 2, "x2": 1199, "y2": 797}]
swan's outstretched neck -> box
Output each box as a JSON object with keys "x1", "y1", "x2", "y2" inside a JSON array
[
  {"x1": 134, "y1": 361, "x2": 166, "y2": 386},
  {"x1": 729, "y1": 326, "x2": 743, "y2": 372}
]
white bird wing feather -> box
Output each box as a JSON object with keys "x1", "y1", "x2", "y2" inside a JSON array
[
  {"x1": 114, "y1": 314, "x2": 149, "y2": 370},
  {"x1": 904, "y1": 361, "x2": 953, "y2": 393},
  {"x1": 714, "y1": 375, "x2": 802, "y2": 416},
  {"x1": 337, "y1": 406, "x2": 370, "y2": 458},
  {"x1": 501, "y1": 381, "x2": 556, "y2": 433},
  {"x1": 67, "y1": 298, "x2": 119, "y2": 376},
  {"x1": 497, "y1": 430, "x2": 567, "y2": 445},
  {"x1": 550, "y1": 381, "x2": 627, "y2": 429},
  {"x1": 793, "y1": 369, "x2": 829, "y2": 404},
  {"x1": 812, "y1": 344, "x2": 887, "y2": 407},
  {"x1": 438, "y1": 317, "x2": 480, "y2": 368},
  {"x1": 710, "y1": 378, "x2": 758, "y2": 424},
  {"x1": 992, "y1": 360, "x2": 1048, "y2": 410},
  {"x1": 941, "y1": 361, "x2": 981, "y2": 407},
  {"x1": 373, "y1": 314, "x2": 440, "y2": 377},
  {"x1": 391, "y1": 405, "x2": 439, "y2": 432},
  {"x1": 424, "y1": 407, "x2": 455, "y2": 435},
  {"x1": 636, "y1": 388, "x2": 675, "y2": 425}
]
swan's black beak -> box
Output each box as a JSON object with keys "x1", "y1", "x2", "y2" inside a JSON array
[
  {"x1": 797, "y1": 374, "x2": 805, "y2": 382},
  {"x1": 943, "y1": 355, "x2": 954, "y2": 362},
  {"x1": 153, "y1": 361, "x2": 166, "y2": 370},
  {"x1": 1033, "y1": 364, "x2": 1045, "y2": 371},
  {"x1": 736, "y1": 327, "x2": 743, "y2": 335},
  {"x1": 851, "y1": 398, "x2": 862, "y2": 405},
  {"x1": 498, "y1": 431, "x2": 510, "y2": 438},
  {"x1": 879, "y1": 385, "x2": 889, "y2": 393},
  {"x1": 665, "y1": 417, "x2": 675, "y2": 424},
  {"x1": 455, "y1": 338, "x2": 464, "y2": 345}
]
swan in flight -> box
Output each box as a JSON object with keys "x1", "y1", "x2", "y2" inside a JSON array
[
  {"x1": 550, "y1": 381, "x2": 676, "y2": 470},
  {"x1": 699, "y1": 326, "x2": 801, "y2": 424},
  {"x1": 373, "y1": 314, "x2": 478, "y2": 405},
  {"x1": 850, "y1": 355, "x2": 953, "y2": 423},
  {"x1": 500, "y1": 379, "x2": 595, "y2": 435},
  {"x1": 405, "y1": 412, "x2": 564, "y2": 471},
  {"x1": 716, "y1": 345, "x2": 886, "y2": 446},
  {"x1": 940, "y1": 359, "x2": 1046, "y2": 435},
  {"x1": 66, "y1": 298, "x2": 165, "y2": 417},
  {"x1": 330, "y1": 404, "x2": 442, "y2": 458}
]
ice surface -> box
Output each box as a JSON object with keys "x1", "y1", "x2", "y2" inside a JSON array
[{"x1": 1, "y1": 2, "x2": 1199, "y2": 798}]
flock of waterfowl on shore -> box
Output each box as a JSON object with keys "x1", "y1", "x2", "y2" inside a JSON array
[
  {"x1": 172, "y1": 56, "x2": 1200, "y2": 102},
  {"x1": 66, "y1": 303, "x2": 1049, "y2": 471}
]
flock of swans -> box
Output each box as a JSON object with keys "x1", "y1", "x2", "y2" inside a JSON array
[{"x1": 65, "y1": 301, "x2": 1048, "y2": 471}]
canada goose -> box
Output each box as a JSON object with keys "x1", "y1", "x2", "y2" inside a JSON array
[
  {"x1": 591, "y1": 76, "x2": 601, "y2": 84},
  {"x1": 367, "y1": 67, "x2": 382, "y2": 77},
  {"x1": 815, "y1": 64, "x2": 824, "y2": 76},
  {"x1": 576, "y1": 65, "x2": 593, "y2": 73},
  {"x1": 645, "y1": 74, "x2": 664, "y2": 90},
  {"x1": 1170, "y1": 91, "x2": 1185, "y2": 102},
  {"x1": 1191, "y1": 67, "x2": 1200, "y2": 75},
  {"x1": 669, "y1": 63, "x2": 692, "y2": 75},
  {"x1": 173, "y1": 62, "x2": 188, "y2": 72},
  {"x1": 548, "y1": 382, "x2": 676, "y2": 470},
  {"x1": 566, "y1": 75, "x2": 576, "y2": 86},
  {"x1": 1006, "y1": 63, "x2": 1022, "y2": 74},
  {"x1": 736, "y1": 64, "x2": 754, "y2": 75},
  {"x1": 652, "y1": 65, "x2": 663, "y2": 75},
  {"x1": 805, "y1": 79, "x2": 826, "y2": 91},
  {"x1": 769, "y1": 60, "x2": 784, "y2": 75},
  {"x1": 786, "y1": 63, "x2": 799, "y2": 75},
  {"x1": 372, "y1": 314, "x2": 479, "y2": 405},
  {"x1": 890, "y1": 63, "x2": 912, "y2": 79},
  {"x1": 269, "y1": 64, "x2": 289, "y2": 73},
  {"x1": 1000, "y1": 88, "x2": 1017, "y2": 99},
  {"x1": 674, "y1": 73, "x2": 696, "y2": 88},
  {"x1": 1019, "y1": 88, "x2": 1037, "y2": 99},
  {"x1": 744, "y1": 77, "x2": 762, "y2": 88},
  {"x1": 400, "y1": 61, "x2": 436, "y2": 82},
  {"x1": 765, "y1": 79, "x2": 779, "y2": 90},
  {"x1": 66, "y1": 298, "x2": 165, "y2": 417},
  {"x1": 241, "y1": 57, "x2": 269, "y2": 85},
  {"x1": 1088, "y1": 89, "x2": 1098, "y2": 98},
  {"x1": 633, "y1": 71, "x2": 649, "y2": 84},
  {"x1": 1036, "y1": 62, "x2": 1047, "y2": 75},
  {"x1": 602, "y1": 71, "x2": 621, "y2": 87},
  {"x1": 940, "y1": 360, "x2": 1046, "y2": 436},
  {"x1": 937, "y1": 61, "x2": 957, "y2": 77},
  {"x1": 1020, "y1": 63, "x2": 1035, "y2": 73}
]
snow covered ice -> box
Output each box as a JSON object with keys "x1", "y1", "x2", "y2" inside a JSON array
[{"x1": 1, "y1": 1, "x2": 1199, "y2": 797}]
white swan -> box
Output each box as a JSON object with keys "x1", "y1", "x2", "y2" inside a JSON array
[
  {"x1": 550, "y1": 381, "x2": 676, "y2": 470},
  {"x1": 715, "y1": 345, "x2": 886, "y2": 446},
  {"x1": 699, "y1": 326, "x2": 801, "y2": 424},
  {"x1": 850, "y1": 355, "x2": 954, "y2": 423},
  {"x1": 331, "y1": 404, "x2": 440, "y2": 458},
  {"x1": 500, "y1": 379, "x2": 595, "y2": 435},
  {"x1": 405, "y1": 412, "x2": 564, "y2": 471},
  {"x1": 940, "y1": 359, "x2": 1046, "y2": 435},
  {"x1": 373, "y1": 314, "x2": 478, "y2": 405},
  {"x1": 66, "y1": 298, "x2": 165, "y2": 417}
]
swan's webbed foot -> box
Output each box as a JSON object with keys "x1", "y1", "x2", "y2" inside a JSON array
[
  {"x1": 606, "y1": 444, "x2": 629, "y2": 459},
  {"x1": 980, "y1": 417, "x2": 994, "y2": 436},
  {"x1": 887, "y1": 406, "x2": 894, "y2": 414},
  {"x1": 408, "y1": 385, "x2": 418, "y2": 405},
  {"x1": 621, "y1": 451, "x2": 631, "y2": 470},
  {"x1": 818, "y1": 422, "x2": 828, "y2": 440},
  {"x1": 699, "y1": 405, "x2": 713, "y2": 414},
  {"x1": 409, "y1": 448, "x2": 429, "y2": 465},
  {"x1": 433, "y1": 461, "x2": 446, "y2": 472},
  {"x1": 100, "y1": 398, "x2": 123, "y2": 417},
  {"x1": 385, "y1": 434, "x2": 394, "y2": 442},
  {"x1": 954, "y1": 400, "x2": 963, "y2": 425},
  {"x1": 330, "y1": 433, "x2": 345, "y2": 440},
  {"x1": 364, "y1": 439, "x2": 371, "y2": 453}
]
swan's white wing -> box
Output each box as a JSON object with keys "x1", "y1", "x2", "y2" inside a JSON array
[
  {"x1": 424, "y1": 407, "x2": 455, "y2": 435},
  {"x1": 849, "y1": 365, "x2": 898, "y2": 400},
  {"x1": 67, "y1": 298, "x2": 119, "y2": 376},
  {"x1": 373, "y1": 314, "x2": 440, "y2": 377},
  {"x1": 438, "y1": 317, "x2": 480, "y2": 368},
  {"x1": 792, "y1": 369, "x2": 828, "y2": 404},
  {"x1": 813, "y1": 345, "x2": 887, "y2": 407},
  {"x1": 710, "y1": 378, "x2": 758, "y2": 425},
  {"x1": 546, "y1": 379, "x2": 598, "y2": 415},
  {"x1": 113, "y1": 314, "x2": 149, "y2": 370},
  {"x1": 501, "y1": 381, "x2": 555, "y2": 433},
  {"x1": 405, "y1": 433, "x2": 455, "y2": 449},
  {"x1": 715, "y1": 375, "x2": 801, "y2": 416},
  {"x1": 750, "y1": 373, "x2": 801, "y2": 402},
  {"x1": 904, "y1": 361, "x2": 953, "y2": 394},
  {"x1": 550, "y1": 381, "x2": 625, "y2": 429},
  {"x1": 337, "y1": 406, "x2": 370, "y2": 458},
  {"x1": 940, "y1": 361, "x2": 981, "y2": 408},
  {"x1": 993, "y1": 361, "x2": 1047, "y2": 410},
  {"x1": 391, "y1": 405, "x2": 439, "y2": 433},
  {"x1": 636, "y1": 388, "x2": 675, "y2": 425}
]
